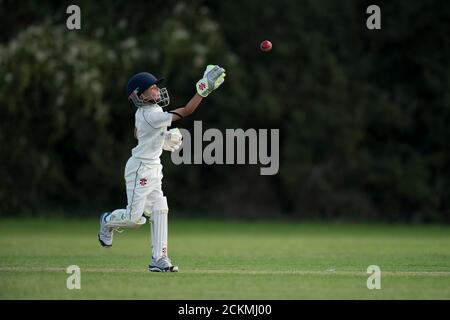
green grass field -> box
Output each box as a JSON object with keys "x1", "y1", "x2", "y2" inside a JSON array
[{"x1": 0, "y1": 218, "x2": 449, "y2": 299}]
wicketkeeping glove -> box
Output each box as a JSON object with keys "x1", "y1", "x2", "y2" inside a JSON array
[
  {"x1": 163, "y1": 128, "x2": 183, "y2": 152},
  {"x1": 196, "y1": 65, "x2": 226, "y2": 97}
]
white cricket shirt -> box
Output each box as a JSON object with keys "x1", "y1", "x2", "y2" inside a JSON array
[{"x1": 131, "y1": 104, "x2": 172, "y2": 164}]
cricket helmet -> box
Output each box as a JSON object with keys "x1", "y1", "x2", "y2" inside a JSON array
[{"x1": 126, "y1": 72, "x2": 170, "y2": 108}]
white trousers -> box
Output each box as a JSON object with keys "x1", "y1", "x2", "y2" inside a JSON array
[
  {"x1": 107, "y1": 156, "x2": 169, "y2": 260},
  {"x1": 124, "y1": 157, "x2": 166, "y2": 220}
]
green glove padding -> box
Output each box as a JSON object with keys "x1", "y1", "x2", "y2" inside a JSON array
[{"x1": 196, "y1": 65, "x2": 226, "y2": 97}]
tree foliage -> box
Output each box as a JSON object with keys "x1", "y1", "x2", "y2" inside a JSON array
[{"x1": 0, "y1": 0, "x2": 449, "y2": 222}]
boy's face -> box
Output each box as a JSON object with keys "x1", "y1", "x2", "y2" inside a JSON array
[{"x1": 140, "y1": 84, "x2": 161, "y2": 104}]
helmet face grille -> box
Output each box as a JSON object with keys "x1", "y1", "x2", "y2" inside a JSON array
[
  {"x1": 156, "y1": 88, "x2": 170, "y2": 107},
  {"x1": 128, "y1": 87, "x2": 170, "y2": 108}
]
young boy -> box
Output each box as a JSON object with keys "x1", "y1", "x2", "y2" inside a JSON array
[{"x1": 98, "y1": 65, "x2": 226, "y2": 272}]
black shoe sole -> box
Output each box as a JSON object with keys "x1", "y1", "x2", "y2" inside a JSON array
[
  {"x1": 98, "y1": 213, "x2": 112, "y2": 248},
  {"x1": 98, "y1": 234, "x2": 112, "y2": 248},
  {"x1": 149, "y1": 266, "x2": 178, "y2": 272}
]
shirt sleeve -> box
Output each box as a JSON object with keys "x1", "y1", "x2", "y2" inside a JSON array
[{"x1": 142, "y1": 110, "x2": 172, "y2": 128}]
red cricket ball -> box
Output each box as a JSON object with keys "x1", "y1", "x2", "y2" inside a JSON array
[{"x1": 260, "y1": 40, "x2": 272, "y2": 52}]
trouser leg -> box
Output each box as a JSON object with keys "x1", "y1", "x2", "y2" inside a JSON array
[{"x1": 106, "y1": 160, "x2": 159, "y2": 229}]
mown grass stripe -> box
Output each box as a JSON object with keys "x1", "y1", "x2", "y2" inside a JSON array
[{"x1": 0, "y1": 266, "x2": 449, "y2": 277}]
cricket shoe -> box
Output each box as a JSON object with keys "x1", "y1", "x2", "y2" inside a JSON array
[
  {"x1": 149, "y1": 257, "x2": 179, "y2": 272},
  {"x1": 98, "y1": 212, "x2": 114, "y2": 248}
]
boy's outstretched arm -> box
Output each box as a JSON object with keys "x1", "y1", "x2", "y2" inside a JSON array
[
  {"x1": 169, "y1": 65, "x2": 226, "y2": 122},
  {"x1": 169, "y1": 93, "x2": 204, "y2": 121}
]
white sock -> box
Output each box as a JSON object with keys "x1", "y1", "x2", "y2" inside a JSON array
[{"x1": 151, "y1": 210, "x2": 168, "y2": 261}]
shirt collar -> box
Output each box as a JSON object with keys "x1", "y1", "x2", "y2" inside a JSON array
[{"x1": 141, "y1": 103, "x2": 159, "y2": 110}]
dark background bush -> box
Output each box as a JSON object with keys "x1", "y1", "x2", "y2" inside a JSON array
[{"x1": 1, "y1": 0, "x2": 449, "y2": 222}]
